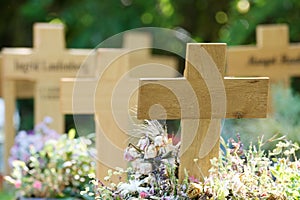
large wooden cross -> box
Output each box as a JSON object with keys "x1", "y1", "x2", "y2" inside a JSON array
[
  {"x1": 137, "y1": 43, "x2": 269, "y2": 181},
  {"x1": 227, "y1": 24, "x2": 300, "y2": 87},
  {"x1": 2, "y1": 23, "x2": 95, "y2": 174},
  {"x1": 60, "y1": 31, "x2": 179, "y2": 179}
]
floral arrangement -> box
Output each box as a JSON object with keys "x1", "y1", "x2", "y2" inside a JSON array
[
  {"x1": 80, "y1": 120, "x2": 187, "y2": 199},
  {"x1": 5, "y1": 123, "x2": 96, "y2": 199},
  {"x1": 81, "y1": 119, "x2": 300, "y2": 200},
  {"x1": 187, "y1": 134, "x2": 300, "y2": 199},
  {"x1": 8, "y1": 117, "x2": 60, "y2": 166}
]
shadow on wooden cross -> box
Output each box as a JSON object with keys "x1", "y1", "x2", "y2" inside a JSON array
[{"x1": 137, "y1": 43, "x2": 269, "y2": 181}]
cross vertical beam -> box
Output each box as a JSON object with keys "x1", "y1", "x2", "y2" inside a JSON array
[{"x1": 137, "y1": 43, "x2": 269, "y2": 180}]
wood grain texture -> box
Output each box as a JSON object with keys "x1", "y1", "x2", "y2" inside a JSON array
[
  {"x1": 137, "y1": 77, "x2": 269, "y2": 119},
  {"x1": 226, "y1": 24, "x2": 300, "y2": 113},
  {"x1": 179, "y1": 119, "x2": 221, "y2": 180},
  {"x1": 137, "y1": 43, "x2": 269, "y2": 181},
  {"x1": 3, "y1": 80, "x2": 16, "y2": 174}
]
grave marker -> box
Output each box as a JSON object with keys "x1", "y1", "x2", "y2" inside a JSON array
[
  {"x1": 227, "y1": 24, "x2": 300, "y2": 87},
  {"x1": 60, "y1": 32, "x2": 179, "y2": 179},
  {"x1": 2, "y1": 23, "x2": 96, "y2": 174},
  {"x1": 123, "y1": 31, "x2": 178, "y2": 77},
  {"x1": 137, "y1": 43, "x2": 269, "y2": 181},
  {"x1": 0, "y1": 55, "x2": 35, "y2": 98}
]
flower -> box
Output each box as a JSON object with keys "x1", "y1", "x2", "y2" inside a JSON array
[
  {"x1": 32, "y1": 180, "x2": 42, "y2": 190},
  {"x1": 144, "y1": 143, "x2": 157, "y2": 159},
  {"x1": 84, "y1": 126, "x2": 300, "y2": 199},
  {"x1": 5, "y1": 121, "x2": 96, "y2": 199},
  {"x1": 139, "y1": 191, "x2": 148, "y2": 198},
  {"x1": 118, "y1": 180, "x2": 149, "y2": 196},
  {"x1": 14, "y1": 180, "x2": 22, "y2": 189},
  {"x1": 84, "y1": 120, "x2": 185, "y2": 199},
  {"x1": 9, "y1": 117, "x2": 60, "y2": 166},
  {"x1": 124, "y1": 147, "x2": 139, "y2": 161}
]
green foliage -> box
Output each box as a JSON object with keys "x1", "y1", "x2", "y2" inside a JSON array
[
  {"x1": 0, "y1": 0, "x2": 232, "y2": 50},
  {"x1": 220, "y1": 0, "x2": 300, "y2": 45},
  {"x1": 0, "y1": 191, "x2": 14, "y2": 200}
]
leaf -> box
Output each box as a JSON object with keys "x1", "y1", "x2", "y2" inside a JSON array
[{"x1": 270, "y1": 147, "x2": 282, "y2": 156}]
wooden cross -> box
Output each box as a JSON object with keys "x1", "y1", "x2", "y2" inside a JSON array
[
  {"x1": 2, "y1": 23, "x2": 95, "y2": 174},
  {"x1": 227, "y1": 24, "x2": 300, "y2": 87},
  {"x1": 137, "y1": 43, "x2": 269, "y2": 181},
  {"x1": 123, "y1": 31, "x2": 178, "y2": 77},
  {"x1": 60, "y1": 31, "x2": 179, "y2": 179}
]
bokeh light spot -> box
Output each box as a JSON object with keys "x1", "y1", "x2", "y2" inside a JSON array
[
  {"x1": 141, "y1": 13, "x2": 153, "y2": 24},
  {"x1": 121, "y1": 0, "x2": 132, "y2": 6},
  {"x1": 159, "y1": 0, "x2": 174, "y2": 17},
  {"x1": 215, "y1": 11, "x2": 228, "y2": 24},
  {"x1": 237, "y1": 0, "x2": 250, "y2": 13}
]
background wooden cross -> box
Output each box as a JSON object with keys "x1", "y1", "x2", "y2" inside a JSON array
[
  {"x1": 0, "y1": 55, "x2": 34, "y2": 98},
  {"x1": 123, "y1": 31, "x2": 178, "y2": 77},
  {"x1": 137, "y1": 43, "x2": 269, "y2": 181},
  {"x1": 60, "y1": 31, "x2": 179, "y2": 179},
  {"x1": 227, "y1": 24, "x2": 300, "y2": 87},
  {"x1": 2, "y1": 23, "x2": 96, "y2": 174}
]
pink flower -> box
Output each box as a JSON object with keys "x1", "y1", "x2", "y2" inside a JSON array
[
  {"x1": 124, "y1": 147, "x2": 138, "y2": 161},
  {"x1": 14, "y1": 180, "x2": 22, "y2": 188},
  {"x1": 140, "y1": 191, "x2": 148, "y2": 198},
  {"x1": 33, "y1": 180, "x2": 42, "y2": 190}
]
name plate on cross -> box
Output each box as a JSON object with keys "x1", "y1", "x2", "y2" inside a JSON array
[{"x1": 227, "y1": 24, "x2": 300, "y2": 86}]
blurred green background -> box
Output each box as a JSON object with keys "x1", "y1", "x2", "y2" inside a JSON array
[
  {"x1": 2, "y1": 0, "x2": 300, "y2": 49},
  {"x1": 1, "y1": 0, "x2": 300, "y2": 145}
]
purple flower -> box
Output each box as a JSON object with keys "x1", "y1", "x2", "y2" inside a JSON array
[{"x1": 9, "y1": 117, "x2": 60, "y2": 166}]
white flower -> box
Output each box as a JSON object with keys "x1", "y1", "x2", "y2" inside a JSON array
[
  {"x1": 88, "y1": 173, "x2": 96, "y2": 179},
  {"x1": 124, "y1": 147, "x2": 139, "y2": 161},
  {"x1": 144, "y1": 144, "x2": 157, "y2": 159},
  {"x1": 137, "y1": 137, "x2": 149, "y2": 151},
  {"x1": 143, "y1": 173, "x2": 156, "y2": 186},
  {"x1": 118, "y1": 179, "x2": 149, "y2": 196},
  {"x1": 154, "y1": 135, "x2": 165, "y2": 147},
  {"x1": 138, "y1": 162, "x2": 152, "y2": 174}
]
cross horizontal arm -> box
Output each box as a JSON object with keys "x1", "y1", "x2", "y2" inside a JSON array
[
  {"x1": 137, "y1": 77, "x2": 269, "y2": 119},
  {"x1": 60, "y1": 78, "x2": 96, "y2": 114}
]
